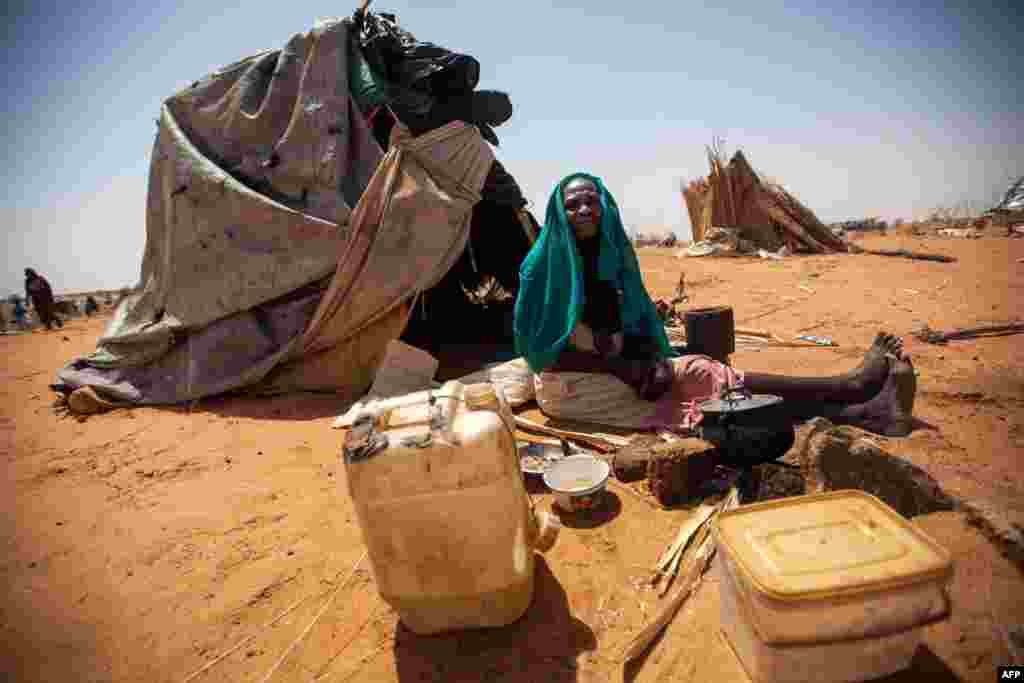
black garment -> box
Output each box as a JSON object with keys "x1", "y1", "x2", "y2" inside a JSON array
[
  {"x1": 481, "y1": 159, "x2": 527, "y2": 208},
  {"x1": 576, "y1": 239, "x2": 658, "y2": 362},
  {"x1": 576, "y1": 237, "x2": 622, "y2": 335},
  {"x1": 394, "y1": 90, "x2": 511, "y2": 146},
  {"x1": 25, "y1": 270, "x2": 61, "y2": 329}
]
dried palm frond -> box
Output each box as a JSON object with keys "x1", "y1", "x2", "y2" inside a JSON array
[{"x1": 623, "y1": 487, "x2": 741, "y2": 663}]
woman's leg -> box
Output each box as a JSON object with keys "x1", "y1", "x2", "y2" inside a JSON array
[
  {"x1": 742, "y1": 333, "x2": 902, "y2": 403},
  {"x1": 739, "y1": 333, "x2": 916, "y2": 437}
]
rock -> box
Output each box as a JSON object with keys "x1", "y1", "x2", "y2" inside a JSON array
[
  {"x1": 960, "y1": 498, "x2": 1024, "y2": 567},
  {"x1": 606, "y1": 434, "x2": 671, "y2": 482},
  {"x1": 646, "y1": 439, "x2": 719, "y2": 507},
  {"x1": 741, "y1": 418, "x2": 957, "y2": 514},
  {"x1": 795, "y1": 418, "x2": 955, "y2": 517},
  {"x1": 750, "y1": 461, "x2": 806, "y2": 501}
]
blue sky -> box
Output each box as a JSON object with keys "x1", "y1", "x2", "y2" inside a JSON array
[{"x1": 2, "y1": 0, "x2": 1021, "y2": 295}]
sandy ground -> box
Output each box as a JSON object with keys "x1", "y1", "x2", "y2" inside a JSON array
[{"x1": 2, "y1": 233, "x2": 1022, "y2": 682}]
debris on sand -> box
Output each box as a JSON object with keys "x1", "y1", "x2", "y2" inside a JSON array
[{"x1": 912, "y1": 321, "x2": 1024, "y2": 344}]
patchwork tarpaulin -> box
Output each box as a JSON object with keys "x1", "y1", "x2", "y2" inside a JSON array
[
  {"x1": 259, "y1": 121, "x2": 494, "y2": 398},
  {"x1": 58, "y1": 17, "x2": 494, "y2": 406}
]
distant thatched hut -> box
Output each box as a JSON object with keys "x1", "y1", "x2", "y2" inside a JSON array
[{"x1": 682, "y1": 144, "x2": 849, "y2": 253}]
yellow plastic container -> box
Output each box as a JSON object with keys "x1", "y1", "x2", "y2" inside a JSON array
[
  {"x1": 343, "y1": 381, "x2": 551, "y2": 635},
  {"x1": 713, "y1": 490, "x2": 953, "y2": 683},
  {"x1": 463, "y1": 381, "x2": 517, "y2": 435}
]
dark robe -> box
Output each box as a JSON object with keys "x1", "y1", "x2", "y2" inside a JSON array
[{"x1": 25, "y1": 271, "x2": 60, "y2": 329}]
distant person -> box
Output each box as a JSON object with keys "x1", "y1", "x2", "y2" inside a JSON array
[
  {"x1": 24, "y1": 268, "x2": 63, "y2": 330},
  {"x1": 84, "y1": 296, "x2": 99, "y2": 316},
  {"x1": 12, "y1": 298, "x2": 29, "y2": 330}
]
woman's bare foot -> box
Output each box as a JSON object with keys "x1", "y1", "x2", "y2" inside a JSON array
[
  {"x1": 835, "y1": 354, "x2": 917, "y2": 436},
  {"x1": 843, "y1": 332, "x2": 902, "y2": 400},
  {"x1": 743, "y1": 332, "x2": 906, "y2": 404}
]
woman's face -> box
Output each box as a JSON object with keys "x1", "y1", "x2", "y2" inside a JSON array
[{"x1": 562, "y1": 178, "x2": 602, "y2": 240}]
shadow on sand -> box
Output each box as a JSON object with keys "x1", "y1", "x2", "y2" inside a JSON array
[{"x1": 393, "y1": 557, "x2": 596, "y2": 683}]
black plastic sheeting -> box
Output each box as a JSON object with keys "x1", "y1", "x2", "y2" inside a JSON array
[
  {"x1": 349, "y1": 10, "x2": 513, "y2": 146},
  {"x1": 354, "y1": 11, "x2": 479, "y2": 95}
]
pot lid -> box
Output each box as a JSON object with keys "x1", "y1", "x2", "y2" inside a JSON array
[{"x1": 698, "y1": 393, "x2": 782, "y2": 414}]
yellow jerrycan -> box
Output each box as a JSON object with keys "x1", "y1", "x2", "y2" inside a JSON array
[{"x1": 342, "y1": 381, "x2": 557, "y2": 635}]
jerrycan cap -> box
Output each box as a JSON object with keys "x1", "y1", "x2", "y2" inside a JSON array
[{"x1": 342, "y1": 414, "x2": 389, "y2": 462}]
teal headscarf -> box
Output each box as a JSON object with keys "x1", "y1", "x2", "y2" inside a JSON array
[{"x1": 513, "y1": 173, "x2": 675, "y2": 372}]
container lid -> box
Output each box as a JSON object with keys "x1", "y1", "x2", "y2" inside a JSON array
[
  {"x1": 698, "y1": 393, "x2": 782, "y2": 415},
  {"x1": 714, "y1": 490, "x2": 953, "y2": 602}
]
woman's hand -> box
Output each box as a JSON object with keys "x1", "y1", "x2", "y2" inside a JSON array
[
  {"x1": 550, "y1": 352, "x2": 674, "y2": 401},
  {"x1": 610, "y1": 358, "x2": 673, "y2": 401},
  {"x1": 593, "y1": 331, "x2": 618, "y2": 357},
  {"x1": 639, "y1": 358, "x2": 673, "y2": 401}
]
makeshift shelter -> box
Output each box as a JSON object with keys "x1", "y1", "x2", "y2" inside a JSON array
[
  {"x1": 57, "y1": 14, "x2": 536, "y2": 409},
  {"x1": 682, "y1": 145, "x2": 849, "y2": 254},
  {"x1": 985, "y1": 175, "x2": 1024, "y2": 225}
]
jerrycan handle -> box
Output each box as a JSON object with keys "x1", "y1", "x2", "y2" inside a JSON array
[
  {"x1": 342, "y1": 414, "x2": 388, "y2": 462},
  {"x1": 428, "y1": 389, "x2": 445, "y2": 432}
]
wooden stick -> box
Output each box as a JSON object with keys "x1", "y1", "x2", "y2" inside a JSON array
[
  {"x1": 656, "y1": 505, "x2": 717, "y2": 597},
  {"x1": 863, "y1": 248, "x2": 956, "y2": 263},
  {"x1": 623, "y1": 488, "x2": 740, "y2": 663},
  {"x1": 623, "y1": 523, "x2": 715, "y2": 660},
  {"x1": 257, "y1": 551, "x2": 367, "y2": 683},
  {"x1": 515, "y1": 433, "x2": 562, "y2": 447},
  {"x1": 940, "y1": 323, "x2": 1024, "y2": 341},
  {"x1": 756, "y1": 194, "x2": 834, "y2": 254},
  {"x1": 513, "y1": 416, "x2": 629, "y2": 452},
  {"x1": 655, "y1": 505, "x2": 715, "y2": 574},
  {"x1": 734, "y1": 326, "x2": 778, "y2": 339}
]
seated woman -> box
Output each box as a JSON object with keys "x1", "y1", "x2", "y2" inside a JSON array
[{"x1": 513, "y1": 173, "x2": 916, "y2": 437}]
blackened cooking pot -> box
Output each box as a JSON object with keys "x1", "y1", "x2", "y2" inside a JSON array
[{"x1": 697, "y1": 389, "x2": 795, "y2": 466}]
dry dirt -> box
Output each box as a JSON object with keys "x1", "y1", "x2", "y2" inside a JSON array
[{"x1": 2, "y1": 233, "x2": 1022, "y2": 682}]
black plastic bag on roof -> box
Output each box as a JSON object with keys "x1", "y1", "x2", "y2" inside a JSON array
[
  {"x1": 346, "y1": 18, "x2": 434, "y2": 116},
  {"x1": 354, "y1": 11, "x2": 480, "y2": 97},
  {"x1": 347, "y1": 32, "x2": 391, "y2": 113},
  {"x1": 398, "y1": 90, "x2": 513, "y2": 146}
]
